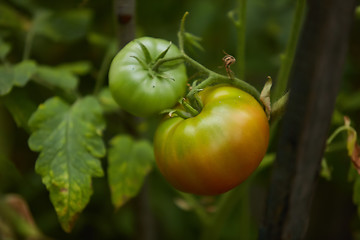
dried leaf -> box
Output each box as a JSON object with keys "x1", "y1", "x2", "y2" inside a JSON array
[
  {"x1": 260, "y1": 76, "x2": 272, "y2": 120},
  {"x1": 344, "y1": 116, "x2": 360, "y2": 174}
]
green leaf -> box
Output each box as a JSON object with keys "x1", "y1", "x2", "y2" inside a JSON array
[
  {"x1": 34, "y1": 9, "x2": 93, "y2": 42},
  {"x1": 28, "y1": 96, "x2": 106, "y2": 232},
  {"x1": 56, "y1": 61, "x2": 92, "y2": 76},
  {"x1": 2, "y1": 88, "x2": 37, "y2": 132},
  {"x1": 0, "y1": 38, "x2": 11, "y2": 60},
  {"x1": 87, "y1": 32, "x2": 113, "y2": 47},
  {"x1": 0, "y1": 104, "x2": 21, "y2": 189},
  {"x1": 0, "y1": 60, "x2": 36, "y2": 96},
  {"x1": 0, "y1": 65, "x2": 13, "y2": 95},
  {"x1": 184, "y1": 32, "x2": 204, "y2": 52},
  {"x1": 108, "y1": 135, "x2": 154, "y2": 209},
  {"x1": 35, "y1": 65, "x2": 78, "y2": 91},
  {"x1": 13, "y1": 60, "x2": 37, "y2": 86},
  {"x1": 97, "y1": 88, "x2": 120, "y2": 113}
]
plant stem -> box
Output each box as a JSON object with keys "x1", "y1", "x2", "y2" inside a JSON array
[
  {"x1": 23, "y1": 15, "x2": 38, "y2": 61},
  {"x1": 326, "y1": 125, "x2": 354, "y2": 145},
  {"x1": 272, "y1": 0, "x2": 306, "y2": 101},
  {"x1": 152, "y1": 53, "x2": 262, "y2": 105},
  {"x1": 178, "y1": 12, "x2": 189, "y2": 53},
  {"x1": 237, "y1": 0, "x2": 247, "y2": 80},
  {"x1": 94, "y1": 41, "x2": 117, "y2": 95},
  {"x1": 176, "y1": 11, "x2": 261, "y2": 105}
]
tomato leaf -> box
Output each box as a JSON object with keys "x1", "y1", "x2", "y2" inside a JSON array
[
  {"x1": 97, "y1": 88, "x2": 120, "y2": 113},
  {"x1": 108, "y1": 135, "x2": 154, "y2": 210},
  {"x1": 56, "y1": 61, "x2": 92, "y2": 76},
  {"x1": 0, "y1": 66, "x2": 13, "y2": 95},
  {"x1": 14, "y1": 60, "x2": 37, "y2": 86},
  {"x1": 0, "y1": 60, "x2": 37, "y2": 96},
  {"x1": 184, "y1": 32, "x2": 204, "y2": 52},
  {"x1": 28, "y1": 96, "x2": 105, "y2": 232},
  {"x1": 2, "y1": 88, "x2": 37, "y2": 132},
  {"x1": 34, "y1": 9, "x2": 92, "y2": 42},
  {"x1": 260, "y1": 76, "x2": 272, "y2": 120},
  {"x1": 0, "y1": 38, "x2": 11, "y2": 60},
  {"x1": 35, "y1": 65, "x2": 78, "y2": 91}
]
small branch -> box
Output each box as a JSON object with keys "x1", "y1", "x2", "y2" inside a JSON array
[
  {"x1": 178, "y1": 12, "x2": 189, "y2": 53},
  {"x1": 272, "y1": 0, "x2": 306, "y2": 101},
  {"x1": 23, "y1": 13, "x2": 40, "y2": 60},
  {"x1": 94, "y1": 41, "x2": 117, "y2": 95},
  {"x1": 176, "y1": 11, "x2": 262, "y2": 108},
  {"x1": 236, "y1": 0, "x2": 247, "y2": 80},
  {"x1": 181, "y1": 98, "x2": 199, "y2": 117}
]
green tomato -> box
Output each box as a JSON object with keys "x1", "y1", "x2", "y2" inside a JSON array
[
  {"x1": 109, "y1": 37, "x2": 187, "y2": 117},
  {"x1": 154, "y1": 85, "x2": 269, "y2": 195}
]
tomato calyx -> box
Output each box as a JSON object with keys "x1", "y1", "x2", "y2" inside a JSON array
[{"x1": 131, "y1": 41, "x2": 184, "y2": 82}]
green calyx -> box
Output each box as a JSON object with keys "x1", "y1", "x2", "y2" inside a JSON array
[{"x1": 132, "y1": 41, "x2": 183, "y2": 81}]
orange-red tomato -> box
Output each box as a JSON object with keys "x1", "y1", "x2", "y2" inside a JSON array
[{"x1": 154, "y1": 85, "x2": 269, "y2": 195}]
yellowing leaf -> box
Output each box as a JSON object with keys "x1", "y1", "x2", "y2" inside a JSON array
[
  {"x1": 28, "y1": 96, "x2": 105, "y2": 232},
  {"x1": 108, "y1": 135, "x2": 154, "y2": 210}
]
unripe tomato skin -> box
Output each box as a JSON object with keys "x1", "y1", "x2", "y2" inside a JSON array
[
  {"x1": 109, "y1": 37, "x2": 187, "y2": 117},
  {"x1": 154, "y1": 85, "x2": 269, "y2": 195}
]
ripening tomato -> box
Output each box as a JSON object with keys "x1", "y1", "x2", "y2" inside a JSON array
[
  {"x1": 154, "y1": 85, "x2": 269, "y2": 195},
  {"x1": 109, "y1": 37, "x2": 187, "y2": 117}
]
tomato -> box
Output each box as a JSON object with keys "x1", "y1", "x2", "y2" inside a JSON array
[
  {"x1": 154, "y1": 85, "x2": 269, "y2": 195},
  {"x1": 108, "y1": 37, "x2": 187, "y2": 117}
]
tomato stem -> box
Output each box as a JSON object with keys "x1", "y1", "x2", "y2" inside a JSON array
[{"x1": 181, "y1": 98, "x2": 199, "y2": 117}]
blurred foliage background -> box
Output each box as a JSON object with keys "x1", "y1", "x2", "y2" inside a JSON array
[{"x1": 0, "y1": 0, "x2": 360, "y2": 239}]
